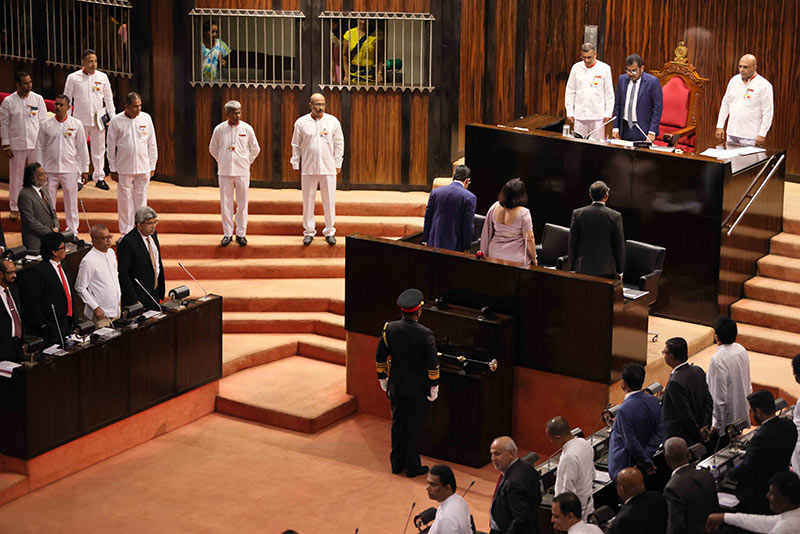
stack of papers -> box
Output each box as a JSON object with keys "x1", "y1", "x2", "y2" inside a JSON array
[
  {"x1": 700, "y1": 146, "x2": 766, "y2": 159},
  {"x1": 0, "y1": 361, "x2": 21, "y2": 379},
  {"x1": 608, "y1": 139, "x2": 634, "y2": 147}
]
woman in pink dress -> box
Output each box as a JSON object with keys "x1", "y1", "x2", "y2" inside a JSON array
[{"x1": 479, "y1": 178, "x2": 538, "y2": 265}]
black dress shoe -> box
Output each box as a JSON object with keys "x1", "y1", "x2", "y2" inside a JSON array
[
  {"x1": 325, "y1": 235, "x2": 336, "y2": 246},
  {"x1": 77, "y1": 181, "x2": 83, "y2": 191},
  {"x1": 303, "y1": 236, "x2": 313, "y2": 246},
  {"x1": 95, "y1": 179, "x2": 110, "y2": 190},
  {"x1": 220, "y1": 236, "x2": 232, "y2": 247},
  {"x1": 391, "y1": 467, "x2": 404, "y2": 475},
  {"x1": 236, "y1": 236, "x2": 248, "y2": 246},
  {"x1": 406, "y1": 465, "x2": 429, "y2": 478}
]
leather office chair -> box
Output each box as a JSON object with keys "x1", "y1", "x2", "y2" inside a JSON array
[
  {"x1": 534, "y1": 223, "x2": 570, "y2": 268},
  {"x1": 468, "y1": 214, "x2": 486, "y2": 252},
  {"x1": 623, "y1": 240, "x2": 666, "y2": 341}
]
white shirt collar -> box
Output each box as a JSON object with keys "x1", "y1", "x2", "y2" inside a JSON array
[
  {"x1": 49, "y1": 258, "x2": 62, "y2": 270},
  {"x1": 670, "y1": 462, "x2": 691, "y2": 478},
  {"x1": 624, "y1": 390, "x2": 642, "y2": 401},
  {"x1": 671, "y1": 361, "x2": 689, "y2": 375}
]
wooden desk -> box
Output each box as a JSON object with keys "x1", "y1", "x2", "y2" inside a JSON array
[
  {"x1": 0, "y1": 296, "x2": 222, "y2": 459},
  {"x1": 465, "y1": 118, "x2": 785, "y2": 325}
]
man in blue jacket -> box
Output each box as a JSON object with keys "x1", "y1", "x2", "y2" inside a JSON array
[
  {"x1": 422, "y1": 165, "x2": 477, "y2": 252},
  {"x1": 611, "y1": 54, "x2": 663, "y2": 142},
  {"x1": 608, "y1": 362, "x2": 664, "y2": 482}
]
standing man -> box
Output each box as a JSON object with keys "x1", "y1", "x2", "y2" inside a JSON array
[
  {"x1": 375, "y1": 288, "x2": 440, "y2": 478},
  {"x1": 425, "y1": 464, "x2": 473, "y2": 534},
  {"x1": 612, "y1": 54, "x2": 663, "y2": 142},
  {"x1": 63, "y1": 49, "x2": 116, "y2": 190},
  {"x1": 662, "y1": 437, "x2": 718, "y2": 534},
  {"x1": 422, "y1": 165, "x2": 477, "y2": 252},
  {"x1": 117, "y1": 206, "x2": 164, "y2": 311},
  {"x1": 715, "y1": 54, "x2": 774, "y2": 147},
  {"x1": 27, "y1": 232, "x2": 74, "y2": 347},
  {"x1": 607, "y1": 363, "x2": 664, "y2": 482},
  {"x1": 609, "y1": 468, "x2": 667, "y2": 534},
  {"x1": 17, "y1": 163, "x2": 60, "y2": 253},
  {"x1": 568, "y1": 180, "x2": 625, "y2": 279},
  {"x1": 75, "y1": 224, "x2": 121, "y2": 327},
  {"x1": 660, "y1": 337, "x2": 713, "y2": 445},
  {"x1": 551, "y1": 492, "x2": 602, "y2": 534},
  {"x1": 0, "y1": 71, "x2": 48, "y2": 219},
  {"x1": 291, "y1": 93, "x2": 344, "y2": 246},
  {"x1": 106, "y1": 92, "x2": 158, "y2": 236},
  {"x1": 489, "y1": 436, "x2": 541, "y2": 534},
  {"x1": 707, "y1": 316, "x2": 752, "y2": 435},
  {"x1": 565, "y1": 43, "x2": 614, "y2": 140},
  {"x1": 545, "y1": 416, "x2": 595, "y2": 519},
  {"x1": 0, "y1": 259, "x2": 24, "y2": 362},
  {"x1": 37, "y1": 94, "x2": 90, "y2": 237},
  {"x1": 209, "y1": 100, "x2": 260, "y2": 247}
]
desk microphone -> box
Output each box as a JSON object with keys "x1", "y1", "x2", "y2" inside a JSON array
[
  {"x1": 79, "y1": 199, "x2": 92, "y2": 233},
  {"x1": 462, "y1": 480, "x2": 475, "y2": 497},
  {"x1": 402, "y1": 502, "x2": 416, "y2": 534},
  {"x1": 134, "y1": 278, "x2": 164, "y2": 314},
  {"x1": 51, "y1": 304, "x2": 65, "y2": 350},
  {"x1": 633, "y1": 122, "x2": 653, "y2": 144},
  {"x1": 577, "y1": 116, "x2": 616, "y2": 139},
  {"x1": 178, "y1": 262, "x2": 210, "y2": 300}
]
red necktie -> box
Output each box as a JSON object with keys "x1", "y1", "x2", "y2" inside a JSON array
[
  {"x1": 5, "y1": 287, "x2": 22, "y2": 337},
  {"x1": 57, "y1": 263, "x2": 73, "y2": 317},
  {"x1": 492, "y1": 473, "x2": 504, "y2": 500}
]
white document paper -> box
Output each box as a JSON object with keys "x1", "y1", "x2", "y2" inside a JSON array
[
  {"x1": 142, "y1": 310, "x2": 166, "y2": 320},
  {"x1": 594, "y1": 470, "x2": 611, "y2": 484},
  {"x1": 43, "y1": 344, "x2": 67, "y2": 356},
  {"x1": 700, "y1": 148, "x2": 738, "y2": 159},
  {"x1": 718, "y1": 492, "x2": 740, "y2": 509},
  {"x1": 732, "y1": 146, "x2": 766, "y2": 156},
  {"x1": 0, "y1": 361, "x2": 21, "y2": 378},
  {"x1": 608, "y1": 139, "x2": 634, "y2": 148}
]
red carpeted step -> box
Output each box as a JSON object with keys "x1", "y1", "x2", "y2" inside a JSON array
[
  {"x1": 163, "y1": 258, "x2": 346, "y2": 280},
  {"x1": 731, "y1": 299, "x2": 800, "y2": 334},
  {"x1": 216, "y1": 356, "x2": 357, "y2": 433},
  {"x1": 736, "y1": 323, "x2": 800, "y2": 358},
  {"x1": 757, "y1": 254, "x2": 800, "y2": 283},
  {"x1": 744, "y1": 276, "x2": 800, "y2": 307},
  {"x1": 786, "y1": 216, "x2": 800, "y2": 235},
  {"x1": 770, "y1": 232, "x2": 800, "y2": 258},
  {"x1": 157, "y1": 234, "x2": 348, "y2": 259},
  {"x1": 0, "y1": 472, "x2": 28, "y2": 508},
  {"x1": 222, "y1": 312, "x2": 345, "y2": 339},
  {"x1": 222, "y1": 333, "x2": 346, "y2": 376}
]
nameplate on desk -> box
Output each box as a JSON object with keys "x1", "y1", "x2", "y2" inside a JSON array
[
  {"x1": 0, "y1": 361, "x2": 21, "y2": 379},
  {"x1": 43, "y1": 344, "x2": 68, "y2": 356},
  {"x1": 94, "y1": 327, "x2": 120, "y2": 339},
  {"x1": 623, "y1": 288, "x2": 649, "y2": 300},
  {"x1": 142, "y1": 311, "x2": 166, "y2": 320}
]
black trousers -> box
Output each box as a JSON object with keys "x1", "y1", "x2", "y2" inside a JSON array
[{"x1": 390, "y1": 394, "x2": 428, "y2": 472}]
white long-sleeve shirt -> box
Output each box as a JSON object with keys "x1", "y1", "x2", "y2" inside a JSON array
[
  {"x1": 792, "y1": 401, "x2": 800, "y2": 474},
  {"x1": 290, "y1": 113, "x2": 344, "y2": 176},
  {"x1": 106, "y1": 111, "x2": 158, "y2": 174},
  {"x1": 209, "y1": 120, "x2": 260, "y2": 177},
  {"x1": 75, "y1": 247, "x2": 122, "y2": 320},
  {"x1": 567, "y1": 521, "x2": 603, "y2": 534},
  {"x1": 555, "y1": 437, "x2": 596, "y2": 519},
  {"x1": 429, "y1": 493, "x2": 472, "y2": 534},
  {"x1": 63, "y1": 69, "x2": 116, "y2": 130},
  {"x1": 0, "y1": 91, "x2": 48, "y2": 149},
  {"x1": 716, "y1": 73, "x2": 774, "y2": 140},
  {"x1": 564, "y1": 60, "x2": 614, "y2": 121},
  {"x1": 724, "y1": 507, "x2": 800, "y2": 533},
  {"x1": 36, "y1": 115, "x2": 90, "y2": 174},
  {"x1": 706, "y1": 342, "x2": 752, "y2": 430}
]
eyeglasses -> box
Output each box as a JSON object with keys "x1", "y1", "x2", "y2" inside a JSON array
[{"x1": 140, "y1": 220, "x2": 159, "y2": 227}]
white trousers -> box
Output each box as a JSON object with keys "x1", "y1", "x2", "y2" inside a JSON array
[
  {"x1": 85, "y1": 125, "x2": 107, "y2": 182},
  {"x1": 219, "y1": 175, "x2": 249, "y2": 237},
  {"x1": 574, "y1": 119, "x2": 605, "y2": 140},
  {"x1": 117, "y1": 173, "x2": 150, "y2": 235},
  {"x1": 9, "y1": 149, "x2": 37, "y2": 211},
  {"x1": 302, "y1": 174, "x2": 336, "y2": 237},
  {"x1": 47, "y1": 172, "x2": 80, "y2": 234}
]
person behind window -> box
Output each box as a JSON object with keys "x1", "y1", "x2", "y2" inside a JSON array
[
  {"x1": 342, "y1": 18, "x2": 384, "y2": 84},
  {"x1": 201, "y1": 20, "x2": 230, "y2": 82}
]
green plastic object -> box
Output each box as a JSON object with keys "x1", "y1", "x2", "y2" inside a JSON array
[{"x1": 385, "y1": 58, "x2": 402, "y2": 70}]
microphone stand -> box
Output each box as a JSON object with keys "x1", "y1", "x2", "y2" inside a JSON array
[
  {"x1": 402, "y1": 502, "x2": 416, "y2": 534},
  {"x1": 575, "y1": 116, "x2": 616, "y2": 140},
  {"x1": 134, "y1": 278, "x2": 164, "y2": 315},
  {"x1": 178, "y1": 262, "x2": 210, "y2": 301},
  {"x1": 79, "y1": 198, "x2": 92, "y2": 233},
  {"x1": 51, "y1": 304, "x2": 65, "y2": 352},
  {"x1": 633, "y1": 122, "x2": 653, "y2": 144}
]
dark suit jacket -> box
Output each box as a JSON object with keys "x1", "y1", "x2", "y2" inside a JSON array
[
  {"x1": 18, "y1": 186, "x2": 59, "y2": 254},
  {"x1": 612, "y1": 72, "x2": 663, "y2": 141},
  {"x1": 729, "y1": 416, "x2": 797, "y2": 513},
  {"x1": 23, "y1": 260, "x2": 74, "y2": 346},
  {"x1": 663, "y1": 464, "x2": 718, "y2": 534},
  {"x1": 0, "y1": 283, "x2": 24, "y2": 361},
  {"x1": 117, "y1": 229, "x2": 165, "y2": 311},
  {"x1": 608, "y1": 391, "x2": 664, "y2": 481},
  {"x1": 490, "y1": 459, "x2": 541, "y2": 534},
  {"x1": 569, "y1": 202, "x2": 625, "y2": 278},
  {"x1": 422, "y1": 181, "x2": 477, "y2": 252},
  {"x1": 610, "y1": 490, "x2": 667, "y2": 534},
  {"x1": 662, "y1": 363, "x2": 713, "y2": 445},
  {"x1": 375, "y1": 318, "x2": 439, "y2": 398}
]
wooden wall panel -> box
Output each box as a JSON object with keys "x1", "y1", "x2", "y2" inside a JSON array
[
  {"x1": 195, "y1": 86, "x2": 216, "y2": 181},
  {"x1": 151, "y1": 0, "x2": 175, "y2": 177},
  {"x1": 409, "y1": 93, "x2": 428, "y2": 185},
  {"x1": 458, "y1": 0, "x2": 485, "y2": 153},
  {"x1": 349, "y1": 92, "x2": 402, "y2": 184},
  {"x1": 281, "y1": 90, "x2": 299, "y2": 183},
  {"x1": 493, "y1": 1, "x2": 517, "y2": 124}
]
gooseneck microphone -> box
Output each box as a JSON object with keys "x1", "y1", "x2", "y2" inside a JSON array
[
  {"x1": 51, "y1": 304, "x2": 65, "y2": 350},
  {"x1": 178, "y1": 262, "x2": 209, "y2": 299},
  {"x1": 134, "y1": 278, "x2": 164, "y2": 314},
  {"x1": 633, "y1": 122, "x2": 653, "y2": 143},
  {"x1": 79, "y1": 199, "x2": 92, "y2": 233},
  {"x1": 462, "y1": 480, "x2": 475, "y2": 497},
  {"x1": 579, "y1": 116, "x2": 617, "y2": 140},
  {"x1": 402, "y1": 502, "x2": 416, "y2": 534}
]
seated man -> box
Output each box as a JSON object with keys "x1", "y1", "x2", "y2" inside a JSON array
[
  {"x1": 75, "y1": 224, "x2": 121, "y2": 326},
  {"x1": 425, "y1": 464, "x2": 472, "y2": 534},
  {"x1": 661, "y1": 337, "x2": 713, "y2": 445},
  {"x1": 663, "y1": 437, "x2": 718, "y2": 534},
  {"x1": 551, "y1": 492, "x2": 602, "y2": 534},
  {"x1": 422, "y1": 165, "x2": 477, "y2": 252},
  {"x1": 609, "y1": 467, "x2": 667, "y2": 534},
  {"x1": 608, "y1": 363, "x2": 664, "y2": 482},
  {"x1": 26, "y1": 232, "x2": 74, "y2": 346},
  {"x1": 546, "y1": 416, "x2": 595, "y2": 519},
  {"x1": 117, "y1": 206, "x2": 165, "y2": 311},
  {"x1": 727, "y1": 390, "x2": 797, "y2": 514},
  {"x1": 489, "y1": 436, "x2": 542, "y2": 534}
]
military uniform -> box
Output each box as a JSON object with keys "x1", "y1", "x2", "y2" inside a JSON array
[{"x1": 376, "y1": 288, "x2": 440, "y2": 477}]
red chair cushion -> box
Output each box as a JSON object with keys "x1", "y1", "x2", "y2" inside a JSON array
[
  {"x1": 0, "y1": 92, "x2": 56, "y2": 112},
  {"x1": 660, "y1": 77, "x2": 690, "y2": 128}
]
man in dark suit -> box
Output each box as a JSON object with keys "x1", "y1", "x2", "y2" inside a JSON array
[
  {"x1": 0, "y1": 258, "x2": 25, "y2": 361},
  {"x1": 611, "y1": 54, "x2": 663, "y2": 142},
  {"x1": 727, "y1": 389, "x2": 798, "y2": 514},
  {"x1": 610, "y1": 467, "x2": 667, "y2": 534},
  {"x1": 24, "y1": 232, "x2": 74, "y2": 346},
  {"x1": 17, "y1": 163, "x2": 60, "y2": 254},
  {"x1": 663, "y1": 437, "x2": 718, "y2": 534},
  {"x1": 117, "y1": 206, "x2": 165, "y2": 311},
  {"x1": 661, "y1": 337, "x2": 713, "y2": 445},
  {"x1": 568, "y1": 181, "x2": 625, "y2": 279},
  {"x1": 375, "y1": 288, "x2": 440, "y2": 478},
  {"x1": 422, "y1": 165, "x2": 477, "y2": 252},
  {"x1": 608, "y1": 363, "x2": 664, "y2": 482},
  {"x1": 489, "y1": 436, "x2": 541, "y2": 534}
]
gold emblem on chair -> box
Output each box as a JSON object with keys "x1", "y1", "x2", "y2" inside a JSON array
[{"x1": 673, "y1": 41, "x2": 689, "y2": 64}]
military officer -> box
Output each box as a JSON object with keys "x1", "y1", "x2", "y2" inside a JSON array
[{"x1": 376, "y1": 288, "x2": 440, "y2": 478}]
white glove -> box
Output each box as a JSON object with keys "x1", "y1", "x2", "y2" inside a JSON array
[
  {"x1": 427, "y1": 385, "x2": 439, "y2": 402},
  {"x1": 379, "y1": 378, "x2": 388, "y2": 392}
]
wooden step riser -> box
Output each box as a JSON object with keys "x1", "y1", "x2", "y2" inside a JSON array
[
  {"x1": 223, "y1": 320, "x2": 345, "y2": 339},
  {"x1": 744, "y1": 283, "x2": 800, "y2": 307},
  {"x1": 164, "y1": 264, "x2": 345, "y2": 280},
  {"x1": 214, "y1": 396, "x2": 357, "y2": 434},
  {"x1": 757, "y1": 262, "x2": 800, "y2": 283},
  {"x1": 221, "y1": 298, "x2": 340, "y2": 313},
  {"x1": 160, "y1": 244, "x2": 347, "y2": 259}
]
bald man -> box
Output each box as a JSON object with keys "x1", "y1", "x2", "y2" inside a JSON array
[
  {"x1": 489, "y1": 436, "x2": 541, "y2": 533},
  {"x1": 610, "y1": 468, "x2": 667, "y2": 534},
  {"x1": 715, "y1": 54, "x2": 774, "y2": 147},
  {"x1": 662, "y1": 437, "x2": 717, "y2": 534},
  {"x1": 290, "y1": 93, "x2": 344, "y2": 246}
]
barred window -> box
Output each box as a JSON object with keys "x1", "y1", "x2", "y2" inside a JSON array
[
  {"x1": 319, "y1": 12, "x2": 434, "y2": 92},
  {"x1": 45, "y1": 0, "x2": 132, "y2": 77},
  {"x1": 189, "y1": 9, "x2": 305, "y2": 88},
  {"x1": 0, "y1": 0, "x2": 35, "y2": 62}
]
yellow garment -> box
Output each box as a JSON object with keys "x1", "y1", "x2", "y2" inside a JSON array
[{"x1": 343, "y1": 27, "x2": 383, "y2": 83}]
